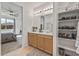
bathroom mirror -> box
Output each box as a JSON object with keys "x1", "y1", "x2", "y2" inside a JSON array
[
  {"x1": 40, "y1": 13, "x2": 53, "y2": 33},
  {"x1": 0, "y1": 2, "x2": 23, "y2": 55}
]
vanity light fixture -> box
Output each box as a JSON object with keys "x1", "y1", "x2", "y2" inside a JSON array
[{"x1": 33, "y1": 3, "x2": 53, "y2": 16}]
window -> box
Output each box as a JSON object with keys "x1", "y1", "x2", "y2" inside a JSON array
[
  {"x1": 1, "y1": 18, "x2": 6, "y2": 24},
  {"x1": 1, "y1": 18, "x2": 15, "y2": 33},
  {"x1": 6, "y1": 19, "x2": 15, "y2": 29}
]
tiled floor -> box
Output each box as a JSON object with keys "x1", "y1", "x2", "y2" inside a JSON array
[
  {"x1": 4, "y1": 46, "x2": 51, "y2": 56},
  {"x1": 4, "y1": 46, "x2": 33, "y2": 56},
  {"x1": 26, "y1": 48, "x2": 51, "y2": 56}
]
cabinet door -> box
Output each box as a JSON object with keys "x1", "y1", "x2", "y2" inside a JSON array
[
  {"x1": 28, "y1": 33, "x2": 33, "y2": 45},
  {"x1": 32, "y1": 34, "x2": 37, "y2": 47},
  {"x1": 44, "y1": 37, "x2": 53, "y2": 54},
  {"x1": 38, "y1": 35, "x2": 45, "y2": 50},
  {"x1": 28, "y1": 33, "x2": 37, "y2": 47}
]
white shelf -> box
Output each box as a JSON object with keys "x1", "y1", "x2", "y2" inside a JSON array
[
  {"x1": 59, "y1": 19, "x2": 78, "y2": 23},
  {"x1": 58, "y1": 38, "x2": 77, "y2": 52},
  {"x1": 59, "y1": 38, "x2": 76, "y2": 41},
  {"x1": 58, "y1": 44, "x2": 77, "y2": 52},
  {"x1": 59, "y1": 9, "x2": 79, "y2": 15},
  {"x1": 58, "y1": 29, "x2": 77, "y2": 32}
]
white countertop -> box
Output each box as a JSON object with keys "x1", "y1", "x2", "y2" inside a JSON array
[{"x1": 29, "y1": 32, "x2": 53, "y2": 36}]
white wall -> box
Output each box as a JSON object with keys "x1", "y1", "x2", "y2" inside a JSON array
[
  {"x1": 22, "y1": 5, "x2": 33, "y2": 47},
  {"x1": 0, "y1": 2, "x2": 1, "y2": 56}
]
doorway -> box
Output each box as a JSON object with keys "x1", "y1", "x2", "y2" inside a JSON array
[{"x1": 0, "y1": 2, "x2": 23, "y2": 56}]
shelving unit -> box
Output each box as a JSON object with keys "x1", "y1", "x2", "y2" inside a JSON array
[{"x1": 58, "y1": 9, "x2": 79, "y2": 56}]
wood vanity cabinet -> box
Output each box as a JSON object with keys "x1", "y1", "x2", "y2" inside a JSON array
[{"x1": 28, "y1": 32, "x2": 53, "y2": 54}]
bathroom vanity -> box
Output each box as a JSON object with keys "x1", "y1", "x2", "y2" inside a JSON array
[{"x1": 28, "y1": 32, "x2": 53, "y2": 55}]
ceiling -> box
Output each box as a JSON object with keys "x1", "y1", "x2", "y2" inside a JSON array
[{"x1": 14, "y1": 2, "x2": 46, "y2": 9}]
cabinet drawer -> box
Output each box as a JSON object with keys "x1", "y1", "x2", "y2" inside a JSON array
[
  {"x1": 28, "y1": 33, "x2": 36, "y2": 36},
  {"x1": 38, "y1": 34, "x2": 53, "y2": 39}
]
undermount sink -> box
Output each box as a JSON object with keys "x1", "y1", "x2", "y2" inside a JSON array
[
  {"x1": 41, "y1": 30, "x2": 50, "y2": 33},
  {"x1": 30, "y1": 31, "x2": 53, "y2": 36}
]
